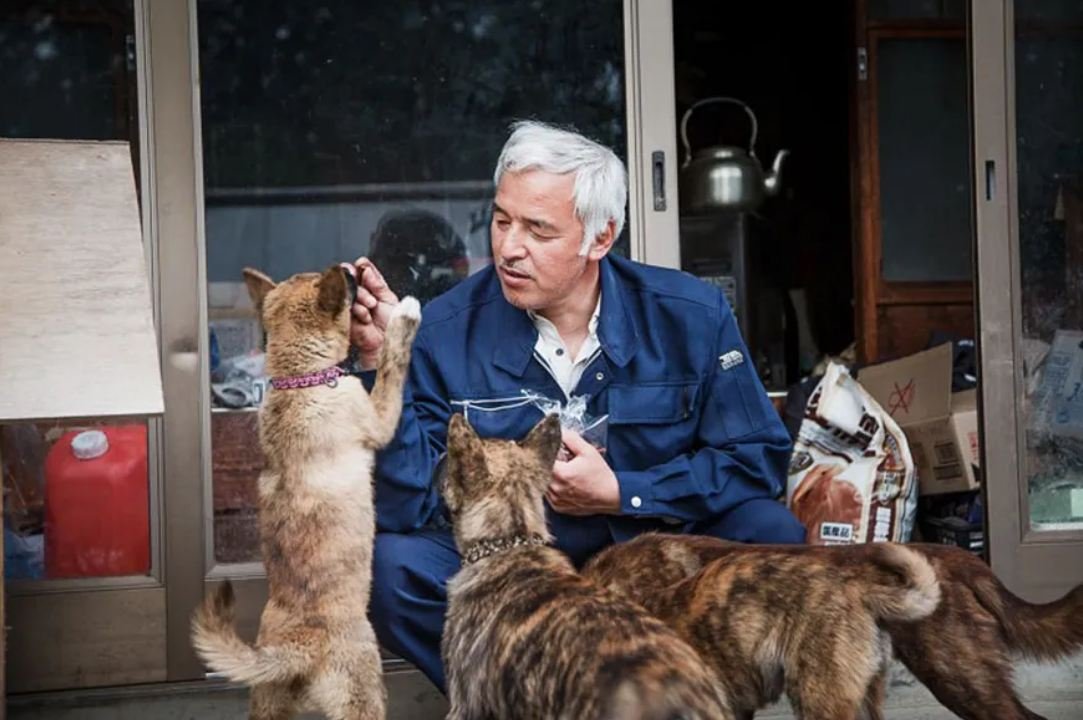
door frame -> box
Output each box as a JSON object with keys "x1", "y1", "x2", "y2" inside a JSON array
[
  {"x1": 972, "y1": 0, "x2": 1083, "y2": 601},
  {"x1": 851, "y1": 1, "x2": 973, "y2": 363}
]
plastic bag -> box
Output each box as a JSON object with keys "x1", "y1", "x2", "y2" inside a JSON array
[
  {"x1": 522, "y1": 391, "x2": 609, "y2": 460},
  {"x1": 785, "y1": 362, "x2": 917, "y2": 544}
]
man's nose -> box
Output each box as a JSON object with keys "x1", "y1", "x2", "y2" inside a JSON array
[{"x1": 500, "y1": 225, "x2": 528, "y2": 259}]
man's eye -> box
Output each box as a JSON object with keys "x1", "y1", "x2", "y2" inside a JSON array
[{"x1": 495, "y1": 219, "x2": 511, "y2": 229}]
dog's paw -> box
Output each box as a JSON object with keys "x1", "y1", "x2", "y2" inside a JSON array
[
  {"x1": 385, "y1": 296, "x2": 421, "y2": 352},
  {"x1": 392, "y1": 296, "x2": 422, "y2": 323}
]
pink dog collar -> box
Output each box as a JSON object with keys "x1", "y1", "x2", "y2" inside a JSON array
[{"x1": 269, "y1": 365, "x2": 346, "y2": 390}]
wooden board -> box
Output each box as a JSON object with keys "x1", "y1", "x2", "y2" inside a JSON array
[{"x1": 0, "y1": 139, "x2": 163, "y2": 421}]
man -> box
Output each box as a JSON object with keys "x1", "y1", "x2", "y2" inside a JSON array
[{"x1": 348, "y1": 121, "x2": 804, "y2": 692}]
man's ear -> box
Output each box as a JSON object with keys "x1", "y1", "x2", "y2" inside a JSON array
[
  {"x1": 520, "y1": 414, "x2": 562, "y2": 469},
  {"x1": 584, "y1": 218, "x2": 617, "y2": 261},
  {"x1": 242, "y1": 268, "x2": 276, "y2": 313},
  {"x1": 317, "y1": 264, "x2": 353, "y2": 315}
]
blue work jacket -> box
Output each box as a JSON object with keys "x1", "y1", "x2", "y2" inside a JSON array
[{"x1": 370, "y1": 254, "x2": 792, "y2": 541}]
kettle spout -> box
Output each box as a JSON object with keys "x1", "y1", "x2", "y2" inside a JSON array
[{"x1": 764, "y1": 149, "x2": 790, "y2": 196}]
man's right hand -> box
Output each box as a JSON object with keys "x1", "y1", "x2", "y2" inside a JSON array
[{"x1": 348, "y1": 257, "x2": 400, "y2": 370}]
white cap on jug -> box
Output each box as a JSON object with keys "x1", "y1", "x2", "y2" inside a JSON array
[{"x1": 71, "y1": 430, "x2": 109, "y2": 460}]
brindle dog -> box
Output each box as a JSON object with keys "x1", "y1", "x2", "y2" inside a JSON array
[
  {"x1": 585, "y1": 533, "x2": 942, "y2": 720},
  {"x1": 585, "y1": 533, "x2": 1083, "y2": 720},
  {"x1": 191, "y1": 264, "x2": 420, "y2": 720},
  {"x1": 441, "y1": 414, "x2": 733, "y2": 720}
]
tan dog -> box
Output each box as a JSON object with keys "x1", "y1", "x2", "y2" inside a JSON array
[
  {"x1": 441, "y1": 414, "x2": 733, "y2": 720},
  {"x1": 584, "y1": 533, "x2": 941, "y2": 720},
  {"x1": 191, "y1": 264, "x2": 420, "y2": 720},
  {"x1": 586, "y1": 533, "x2": 1083, "y2": 720}
]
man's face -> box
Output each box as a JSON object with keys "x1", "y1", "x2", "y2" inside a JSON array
[{"x1": 490, "y1": 169, "x2": 597, "y2": 312}]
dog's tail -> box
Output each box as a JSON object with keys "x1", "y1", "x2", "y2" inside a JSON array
[
  {"x1": 864, "y1": 543, "x2": 942, "y2": 622},
  {"x1": 970, "y1": 571, "x2": 1083, "y2": 661},
  {"x1": 190, "y1": 581, "x2": 311, "y2": 686}
]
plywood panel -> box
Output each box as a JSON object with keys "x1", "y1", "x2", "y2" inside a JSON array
[
  {"x1": 0, "y1": 139, "x2": 163, "y2": 422},
  {"x1": 6, "y1": 587, "x2": 166, "y2": 692},
  {"x1": 876, "y1": 303, "x2": 975, "y2": 361}
]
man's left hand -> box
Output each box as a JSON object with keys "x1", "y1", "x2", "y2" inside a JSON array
[{"x1": 547, "y1": 429, "x2": 620, "y2": 515}]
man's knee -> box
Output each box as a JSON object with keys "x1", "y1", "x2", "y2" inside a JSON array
[{"x1": 698, "y1": 498, "x2": 806, "y2": 545}]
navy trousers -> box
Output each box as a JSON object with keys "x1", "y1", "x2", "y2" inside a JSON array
[{"x1": 368, "y1": 498, "x2": 805, "y2": 693}]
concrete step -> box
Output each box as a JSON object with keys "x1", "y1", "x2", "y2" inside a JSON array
[{"x1": 9, "y1": 656, "x2": 1082, "y2": 719}]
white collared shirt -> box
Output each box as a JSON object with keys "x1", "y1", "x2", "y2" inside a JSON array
[{"x1": 528, "y1": 297, "x2": 602, "y2": 397}]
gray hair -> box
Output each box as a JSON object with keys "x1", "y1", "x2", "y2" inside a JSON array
[{"x1": 493, "y1": 120, "x2": 627, "y2": 255}]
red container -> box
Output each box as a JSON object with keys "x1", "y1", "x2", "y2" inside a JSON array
[{"x1": 44, "y1": 425, "x2": 150, "y2": 578}]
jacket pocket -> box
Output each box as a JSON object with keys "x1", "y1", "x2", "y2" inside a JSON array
[
  {"x1": 606, "y1": 382, "x2": 700, "y2": 470},
  {"x1": 608, "y1": 382, "x2": 700, "y2": 424},
  {"x1": 449, "y1": 395, "x2": 544, "y2": 441}
]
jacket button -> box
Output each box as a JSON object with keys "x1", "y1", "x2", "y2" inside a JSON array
[
  {"x1": 595, "y1": 371, "x2": 605, "y2": 381},
  {"x1": 630, "y1": 496, "x2": 642, "y2": 508}
]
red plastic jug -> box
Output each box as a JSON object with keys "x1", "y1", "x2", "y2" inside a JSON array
[{"x1": 44, "y1": 425, "x2": 150, "y2": 578}]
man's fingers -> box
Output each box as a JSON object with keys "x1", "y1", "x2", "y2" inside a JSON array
[
  {"x1": 552, "y1": 462, "x2": 573, "y2": 482},
  {"x1": 353, "y1": 257, "x2": 399, "y2": 303},
  {"x1": 560, "y1": 429, "x2": 591, "y2": 454},
  {"x1": 356, "y1": 286, "x2": 379, "y2": 310},
  {"x1": 352, "y1": 303, "x2": 373, "y2": 324}
]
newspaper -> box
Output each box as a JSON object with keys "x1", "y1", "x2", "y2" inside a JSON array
[{"x1": 786, "y1": 362, "x2": 918, "y2": 545}]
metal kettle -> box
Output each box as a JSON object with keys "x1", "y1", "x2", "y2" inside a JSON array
[{"x1": 679, "y1": 96, "x2": 789, "y2": 214}]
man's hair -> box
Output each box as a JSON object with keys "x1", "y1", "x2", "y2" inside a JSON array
[{"x1": 493, "y1": 120, "x2": 627, "y2": 255}]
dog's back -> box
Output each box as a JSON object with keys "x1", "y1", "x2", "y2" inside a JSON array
[
  {"x1": 586, "y1": 535, "x2": 939, "y2": 718},
  {"x1": 444, "y1": 545, "x2": 732, "y2": 720}
]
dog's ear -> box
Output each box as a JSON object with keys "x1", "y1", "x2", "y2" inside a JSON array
[
  {"x1": 445, "y1": 414, "x2": 484, "y2": 511},
  {"x1": 520, "y1": 414, "x2": 562, "y2": 470},
  {"x1": 317, "y1": 264, "x2": 353, "y2": 315},
  {"x1": 242, "y1": 268, "x2": 276, "y2": 314},
  {"x1": 447, "y1": 413, "x2": 480, "y2": 452}
]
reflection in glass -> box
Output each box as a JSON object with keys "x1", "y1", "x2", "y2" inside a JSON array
[
  {"x1": 1016, "y1": 1, "x2": 1083, "y2": 530},
  {"x1": 198, "y1": 0, "x2": 629, "y2": 562}
]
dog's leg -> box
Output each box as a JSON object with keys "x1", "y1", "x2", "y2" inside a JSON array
[
  {"x1": 314, "y1": 641, "x2": 387, "y2": 720},
  {"x1": 859, "y1": 669, "x2": 887, "y2": 720},
  {"x1": 364, "y1": 297, "x2": 421, "y2": 449},
  {"x1": 249, "y1": 681, "x2": 301, "y2": 720},
  {"x1": 787, "y1": 633, "x2": 876, "y2": 720}
]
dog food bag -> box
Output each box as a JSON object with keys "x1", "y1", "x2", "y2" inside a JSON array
[{"x1": 786, "y1": 362, "x2": 917, "y2": 545}]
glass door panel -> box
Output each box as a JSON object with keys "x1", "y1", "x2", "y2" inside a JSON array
[
  {"x1": 196, "y1": 0, "x2": 633, "y2": 567},
  {"x1": 1015, "y1": 0, "x2": 1083, "y2": 533}
]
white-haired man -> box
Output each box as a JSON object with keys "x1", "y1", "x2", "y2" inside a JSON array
[{"x1": 349, "y1": 121, "x2": 804, "y2": 692}]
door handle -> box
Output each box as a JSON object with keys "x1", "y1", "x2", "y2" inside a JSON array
[
  {"x1": 168, "y1": 339, "x2": 199, "y2": 374},
  {"x1": 652, "y1": 151, "x2": 667, "y2": 211}
]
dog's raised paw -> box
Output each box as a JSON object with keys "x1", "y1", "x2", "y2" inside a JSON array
[{"x1": 392, "y1": 296, "x2": 422, "y2": 323}]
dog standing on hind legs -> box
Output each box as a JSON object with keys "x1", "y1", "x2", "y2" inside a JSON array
[{"x1": 191, "y1": 264, "x2": 421, "y2": 720}]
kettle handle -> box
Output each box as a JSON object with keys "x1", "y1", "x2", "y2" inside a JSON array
[{"x1": 679, "y1": 96, "x2": 759, "y2": 167}]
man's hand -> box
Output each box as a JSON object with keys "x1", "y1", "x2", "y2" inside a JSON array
[
  {"x1": 348, "y1": 257, "x2": 400, "y2": 370},
  {"x1": 546, "y1": 429, "x2": 620, "y2": 516}
]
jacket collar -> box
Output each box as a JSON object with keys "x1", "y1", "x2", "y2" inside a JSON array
[{"x1": 492, "y1": 256, "x2": 638, "y2": 378}]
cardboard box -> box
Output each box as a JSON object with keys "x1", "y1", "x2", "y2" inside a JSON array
[{"x1": 857, "y1": 343, "x2": 980, "y2": 495}]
